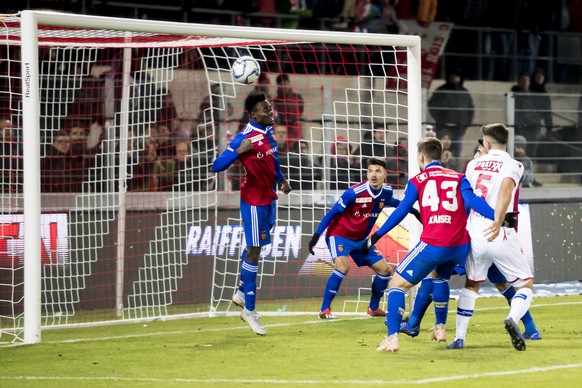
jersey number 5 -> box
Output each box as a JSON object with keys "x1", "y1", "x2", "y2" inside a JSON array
[
  {"x1": 474, "y1": 173, "x2": 492, "y2": 199},
  {"x1": 421, "y1": 180, "x2": 459, "y2": 212}
]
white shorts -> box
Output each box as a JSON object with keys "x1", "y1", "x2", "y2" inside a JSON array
[{"x1": 466, "y1": 233, "x2": 533, "y2": 287}]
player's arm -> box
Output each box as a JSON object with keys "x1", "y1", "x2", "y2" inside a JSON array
[
  {"x1": 460, "y1": 176, "x2": 494, "y2": 219},
  {"x1": 211, "y1": 136, "x2": 251, "y2": 172},
  {"x1": 363, "y1": 183, "x2": 418, "y2": 253},
  {"x1": 308, "y1": 190, "x2": 353, "y2": 254},
  {"x1": 273, "y1": 143, "x2": 291, "y2": 194},
  {"x1": 275, "y1": 157, "x2": 292, "y2": 194},
  {"x1": 460, "y1": 176, "x2": 518, "y2": 228},
  {"x1": 484, "y1": 177, "x2": 515, "y2": 241},
  {"x1": 388, "y1": 197, "x2": 421, "y2": 222}
]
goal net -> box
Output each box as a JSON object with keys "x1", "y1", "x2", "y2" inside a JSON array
[{"x1": 1, "y1": 11, "x2": 421, "y2": 343}]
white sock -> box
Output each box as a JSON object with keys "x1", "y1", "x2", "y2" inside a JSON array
[
  {"x1": 455, "y1": 288, "x2": 479, "y2": 341},
  {"x1": 507, "y1": 288, "x2": 533, "y2": 323}
]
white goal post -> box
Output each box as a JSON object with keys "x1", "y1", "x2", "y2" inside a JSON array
[{"x1": 8, "y1": 10, "x2": 422, "y2": 344}]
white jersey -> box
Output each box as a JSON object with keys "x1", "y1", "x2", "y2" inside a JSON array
[{"x1": 465, "y1": 149, "x2": 523, "y2": 242}]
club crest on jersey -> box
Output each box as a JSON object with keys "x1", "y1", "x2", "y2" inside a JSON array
[
  {"x1": 416, "y1": 172, "x2": 428, "y2": 183},
  {"x1": 379, "y1": 199, "x2": 385, "y2": 209}
]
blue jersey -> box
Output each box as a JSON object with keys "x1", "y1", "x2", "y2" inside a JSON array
[
  {"x1": 315, "y1": 182, "x2": 400, "y2": 241},
  {"x1": 212, "y1": 121, "x2": 284, "y2": 206}
]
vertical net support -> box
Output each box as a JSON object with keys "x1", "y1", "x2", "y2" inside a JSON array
[
  {"x1": 208, "y1": 40, "x2": 422, "y2": 313},
  {"x1": 21, "y1": 11, "x2": 43, "y2": 344},
  {"x1": 9, "y1": 10, "x2": 421, "y2": 343}
]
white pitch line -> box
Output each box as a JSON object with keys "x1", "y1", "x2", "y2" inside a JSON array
[
  {"x1": 1, "y1": 363, "x2": 582, "y2": 385},
  {"x1": 1, "y1": 300, "x2": 580, "y2": 347},
  {"x1": 411, "y1": 363, "x2": 582, "y2": 384},
  {"x1": 47, "y1": 316, "x2": 369, "y2": 344}
]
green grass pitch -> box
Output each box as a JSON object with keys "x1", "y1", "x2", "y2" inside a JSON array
[{"x1": 1, "y1": 294, "x2": 581, "y2": 387}]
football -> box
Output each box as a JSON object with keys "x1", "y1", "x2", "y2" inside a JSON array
[{"x1": 231, "y1": 56, "x2": 261, "y2": 85}]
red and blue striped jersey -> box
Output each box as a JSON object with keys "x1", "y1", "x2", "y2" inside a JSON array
[
  {"x1": 317, "y1": 182, "x2": 400, "y2": 241},
  {"x1": 212, "y1": 121, "x2": 284, "y2": 206}
]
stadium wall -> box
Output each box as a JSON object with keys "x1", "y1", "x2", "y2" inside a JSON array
[{"x1": 2, "y1": 193, "x2": 578, "y2": 315}]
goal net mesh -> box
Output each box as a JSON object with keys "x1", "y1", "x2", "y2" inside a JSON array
[{"x1": 0, "y1": 13, "x2": 416, "y2": 342}]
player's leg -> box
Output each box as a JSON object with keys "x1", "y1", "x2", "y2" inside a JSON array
[
  {"x1": 366, "y1": 252, "x2": 393, "y2": 317},
  {"x1": 232, "y1": 248, "x2": 248, "y2": 308},
  {"x1": 505, "y1": 281, "x2": 533, "y2": 347},
  {"x1": 432, "y1": 278, "x2": 449, "y2": 329},
  {"x1": 378, "y1": 242, "x2": 456, "y2": 352},
  {"x1": 490, "y1": 237, "x2": 533, "y2": 350},
  {"x1": 447, "y1": 278, "x2": 481, "y2": 349},
  {"x1": 376, "y1": 272, "x2": 412, "y2": 352},
  {"x1": 319, "y1": 236, "x2": 355, "y2": 319},
  {"x1": 319, "y1": 255, "x2": 350, "y2": 318},
  {"x1": 411, "y1": 263, "x2": 462, "y2": 336},
  {"x1": 401, "y1": 276, "x2": 433, "y2": 336},
  {"x1": 489, "y1": 265, "x2": 540, "y2": 339},
  {"x1": 241, "y1": 246, "x2": 261, "y2": 311},
  {"x1": 429, "y1": 254, "x2": 465, "y2": 343},
  {"x1": 238, "y1": 201, "x2": 272, "y2": 335},
  {"x1": 448, "y1": 242, "x2": 490, "y2": 349}
]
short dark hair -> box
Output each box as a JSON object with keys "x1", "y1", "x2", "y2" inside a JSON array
[
  {"x1": 417, "y1": 137, "x2": 443, "y2": 161},
  {"x1": 437, "y1": 129, "x2": 453, "y2": 140},
  {"x1": 276, "y1": 73, "x2": 289, "y2": 85},
  {"x1": 367, "y1": 157, "x2": 387, "y2": 169},
  {"x1": 245, "y1": 91, "x2": 266, "y2": 113},
  {"x1": 481, "y1": 123, "x2": 508, "y2": 145}
]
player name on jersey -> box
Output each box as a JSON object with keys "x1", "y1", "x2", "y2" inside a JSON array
[
  {"x1": 474, "y1": 160, "x2": 504, "y2": 172},
  {"x1": 428, "y1": 214, "x2": 452, "y2": 224}
]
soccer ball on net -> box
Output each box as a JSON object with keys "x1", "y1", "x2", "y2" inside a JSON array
[{"x1": 231, "y1": 56, "x2": 261, "y2": 84}]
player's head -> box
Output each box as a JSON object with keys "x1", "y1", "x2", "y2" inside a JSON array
[
  {"x1": 416, "y1": 137, "x2": 443, "y2": 170},
  {"x1": 245, "y1": 91, "x2": 274, "y2": 126},
  {"x1": 276, "y1": 73, "x2": 290, "y2": 86},
  {"x1": 366, "y1": 157, "x2": 387, "y2": 189},
  {"x1": 473, "y1": 138, "x2": 486, "y2": 159},
  {"x1": 481, "y1": 123, "x2": 508, "y2": 151}
]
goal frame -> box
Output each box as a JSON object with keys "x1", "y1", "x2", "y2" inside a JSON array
[{"x1": 19, "y1": 10, "x2": 422, "y2": 344}]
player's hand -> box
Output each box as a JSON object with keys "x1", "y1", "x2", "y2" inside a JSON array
[
  {"x1": 308, "y1": 233, "x2": 320, "y2": 255},
  {"x1": 280, "y1": 179, "x2": 292, "y2": 194},
  {"x1": 484, "y1": 221, "x2": 502, "y2": 242},
  {"x1": 236, "y1": 138, "x2": 253, "y2": 155},
  {"x1": 503, "y1": 211, "x2": 519, "y2": 228},
  {"x1": 362, "y1": 233, "x2": 380, "y2": 255},
  {"x1": 410, "y1": 208, "x2": 421, "y2": 223}
]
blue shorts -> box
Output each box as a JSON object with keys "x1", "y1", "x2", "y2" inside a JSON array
[
  {"x1": 325, "y1": 235, "x2": 384, "y2": 268},
  {"x1": 453, "y1": 260, "x2": 508, "y2": 284},
  {"x1": 487, "y1": 264, "x2": 508, "y2": 284},
  {"x1": 240, "y1": 199, "x2": 276, "y2": 247},
  {"x1": 397, "y1": 241, "x2": 469, "y2": 285}
]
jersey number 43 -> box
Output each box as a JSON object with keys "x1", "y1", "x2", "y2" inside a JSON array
[{"x1": 421, "y1": 180, "x2": 459, "y2": 212}]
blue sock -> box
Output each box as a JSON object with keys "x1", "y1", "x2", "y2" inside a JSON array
[
  {"x1": 241, "y1": 259, "x2": 258, "y2": 311},
  {"x1": 320, "y1": 269, "x2": 345, "y2": 312},
  {"x1": 237, "y1": 249, "x2": 248, "y2": 293},
  {"x1": 386, "y1": 288, "x2": 406, "y2": 335},
  {"x1": 369, "y1": 274, "x2": 391, "y2": 311},
  {"x1": 501, "y1": 286, "x2": 538, "y2": 333},
  {"x1": 407, "y1": 277, "x2": 434, "y2": 328},
  {"x1": 433, "y1": 279, "x2": 450, "y2": 325}
]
